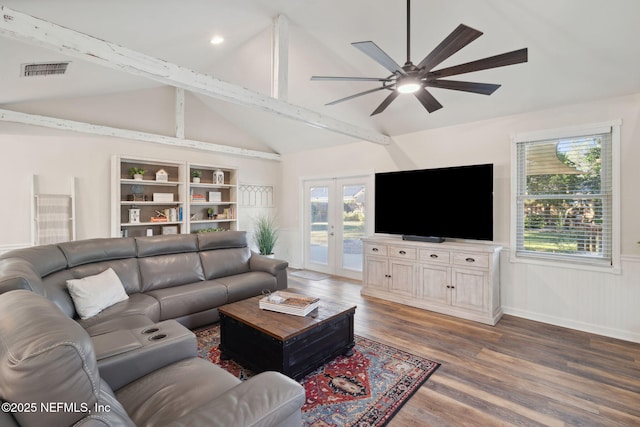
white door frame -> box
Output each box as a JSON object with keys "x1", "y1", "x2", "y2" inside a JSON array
[{"x1": 301, "y1": 173, "x2": 373, "y2": 280}]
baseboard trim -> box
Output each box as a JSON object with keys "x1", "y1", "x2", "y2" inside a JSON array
[{"x1": 502, "y1": 306, "x2": 640, "y2": 344}]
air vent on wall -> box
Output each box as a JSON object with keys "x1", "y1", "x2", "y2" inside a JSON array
[{"x1": 21, "y1": 62, "x2": 70, "y2": 77}]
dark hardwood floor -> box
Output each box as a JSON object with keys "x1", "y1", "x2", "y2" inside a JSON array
[{"x1": 288, "y1": 272, "x2": 640, "y2": 427}]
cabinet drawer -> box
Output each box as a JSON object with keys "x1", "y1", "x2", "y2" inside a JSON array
[
  {"x1": 452, "y1": 252, "x2": 489, "y2": 269},
  {"x1": 388, "y1": 246, "x2": 417, "y2": 260},
  {"x1": 419, "y1": 249, "x2": 451, "y2": 265},
  {"x1": 364, "y1": 243, "x2": 388, "y2": 257}
]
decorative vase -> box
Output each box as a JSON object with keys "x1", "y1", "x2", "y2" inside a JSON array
[
  {"x1": 133, "y1": 174, "x2": 143, "y2": 181},
  {"x1": 192, "y1": 177, "x2": 200, "y2": 183},
  {"x1": 213, "y1": 169, "x2": 225, "y2": 185}
]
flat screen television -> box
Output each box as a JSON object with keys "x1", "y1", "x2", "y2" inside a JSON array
[{"x1": 374, "y1": 163, "x2": 493, "y2": 242}]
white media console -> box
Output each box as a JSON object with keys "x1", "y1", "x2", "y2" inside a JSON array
[{"x1": 361, "y1": 236, "x2": 502, "y2": 325}]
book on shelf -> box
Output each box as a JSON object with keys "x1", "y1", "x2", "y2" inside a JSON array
[{"x1": 259, "y1": 291, "x2": 320, "y2": 316}]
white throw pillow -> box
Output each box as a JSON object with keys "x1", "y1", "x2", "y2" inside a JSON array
[{"x1": 66, "y1": 268, "x2": 129, "y2": 319}]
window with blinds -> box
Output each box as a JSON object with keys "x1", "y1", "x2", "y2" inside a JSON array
[{"x1": 514, "y1": 125, "x2": 615, "y2": 266}]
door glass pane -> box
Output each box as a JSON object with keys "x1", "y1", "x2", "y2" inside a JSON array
[
  {"x1": 309, "y1": 186, "x2": 328, "y2": 265},
  {"x1": 342, "y1": 184, "x2": 365, "y2": 271}
]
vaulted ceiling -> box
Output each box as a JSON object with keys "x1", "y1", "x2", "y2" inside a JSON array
[{"x1": 1, "y1": 0, "x2": 639, "y2": 155}]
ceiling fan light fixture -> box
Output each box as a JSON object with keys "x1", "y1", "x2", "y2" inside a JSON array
[
  {"x1": 210, "y1": 35, "x2": 225, "y2": 45},
  {"x1": 396, "y1": 76, "x2": 421, "y2": 93}
]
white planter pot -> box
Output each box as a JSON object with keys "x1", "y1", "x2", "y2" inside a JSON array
[
  {"x1": 133, "y1": 174, "x2": 143, "y2": 181},
  {"x1": 192, "y1": 177, "x2": 201, "y2": 183}
]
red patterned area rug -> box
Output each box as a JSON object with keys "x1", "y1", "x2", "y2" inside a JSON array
[{"x1": 195, "y1": 325, "x2": 440, "y2": 426}]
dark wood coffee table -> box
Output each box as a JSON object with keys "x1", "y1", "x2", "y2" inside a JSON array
[{"x1": 218, "y1": 292, "x2": 356, "y2": 380}]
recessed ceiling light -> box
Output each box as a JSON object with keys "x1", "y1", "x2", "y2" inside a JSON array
[{"x1": 210, "y1": 35, "x2": 225, "y2": 45}]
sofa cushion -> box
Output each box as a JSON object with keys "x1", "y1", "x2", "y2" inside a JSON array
[
  {"x1": 216, "y1": 271, "x2": 278, "y2": 302},
  {"x1": 76, "y1": 293, "x2": 161, "y2": 331},
  {"x1": 0, "y1": 290, "x2": 134, "y2": 427},
  {"x1": 200, "y1": 247, "x2": 251, "y2": 280},
  {"x1": 116, "y1": 357, "x2": 241, "y2": 427},
  {"x1": 0, "y1": 245, "x2": 67, "y2": 277},
  {"x1": 83, "y1": 314, "x2": 156, "y2": 337},
  {"x1": 42, "y1": 270, "x2": 77, "y2": 318},
  {"x1": 0, "y1": 258, "x2": 45, "y2": 295},
  {"x1": 138, "y1": 253, "x2": 205, "y2": 291},
  {"x1": 197, "y1": 230, "x2": 248, "y2": 250},
  {"x1": 59, "y1": 237, "x2": 137, "y2": 268},
  {"x1": 146, "y1": 280, "x2": 228, "y2": 320},
  {"x1": 70, "y1": 258, "x2": 141, "y2": 294},
  {"x1": 136, "y1": 234, "x2": 198, "y2": 257},
  {"x1": 66, "y1": 268, "x2": 129, "y2": 319}
]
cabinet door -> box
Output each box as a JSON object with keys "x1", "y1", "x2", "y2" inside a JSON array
[
  {"x1": 451, "y1": 268, "x2": 487, "y2": 313},
  {"x1": 418, "y1": 265, "x2": 450, "y2": 305},
  {"x1": 363, "y1": 257, "x2": 389, "y2": 291},
  {"x1": 388, "y1": 260, "x2": 414, "y2": 297}
]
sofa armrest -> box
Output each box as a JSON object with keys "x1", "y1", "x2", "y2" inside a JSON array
[
  {"x1": 249, "y1": 252, "x2": 289, "y2": 290},
  {"x1": 249, "y1": 252, "x2": 288, "y2": 275},
  {"x1": 165, "y1": 371, "x2": 305, "y2": 427},
  {"x1": 95, "y1": 320, "x2": 197, "y2": 391},
  {"x1": 0, "y1": 258, "x2": 45, "y2": 296}
]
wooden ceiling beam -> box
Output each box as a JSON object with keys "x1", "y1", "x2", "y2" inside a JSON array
[
  {"x1": 0, "y1": 6, "x2": 392, "y2": 146},
  {"x1": 0, "y1": 108, "x2": 282, "y2": 161}
]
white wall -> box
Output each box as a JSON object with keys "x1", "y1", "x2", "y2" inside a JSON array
[
  {"x1": 0, "y1": 134, "x2": 280, "y2": 249},
  {"x1": 280, "y1": 92, "x2": 640, "y2": 343}
]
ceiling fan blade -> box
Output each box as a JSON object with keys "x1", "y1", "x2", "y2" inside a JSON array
[
  {"x1": 425, "y1": 79, "x2": 501, "y2": 95},
  {"x1": 326, "y1": 86, "x2": 391, "y2": 106},
  {"x1": 428, "y1": 48, "x2": 528, "y2": 79},
  {"x1": 417, "y1": 24, "x2": 483, "y2": 72},
  {"x1": 352, "y1": 41, "x2": 407, "y2": 75},
  {"x1": 371, "y1": 91, "x2": 400, "y2": 116},
  {"x1": 414, "y1": 88, "x2": 443, "y2": 113},
  {"x1": 311, "y1": 75, "x2": 393, "y2": 82}
]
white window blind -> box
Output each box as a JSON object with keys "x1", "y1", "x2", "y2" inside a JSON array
[{"x1": 515, "y1": 128, "x2": 613, "y2": 266}]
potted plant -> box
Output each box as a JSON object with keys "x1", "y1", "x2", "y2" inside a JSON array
[
  {"x1": 207, "y1": 207, "x2": 215, "y2": 219},
  {"x1": 191, "y1": 170, "x2": 202, "y2": 183},
  {"x1": 254, "y1": 214, "x2": 278, "y2": 257},
  {"x1": 128, "y1": 167, "x2": 146, "y2": 180}
]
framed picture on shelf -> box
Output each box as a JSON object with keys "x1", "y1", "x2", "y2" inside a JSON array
[{"x1": 162, "y1": 226, "x2": 178, "y2": 235}]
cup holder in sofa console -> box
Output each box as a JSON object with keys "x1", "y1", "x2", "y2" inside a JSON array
[
  {"x1": 148, "y1": 334, "x2": 167, "y2": 341},
  {"x1": 96, "y1": 321, "x2": 196, "y2": 391}
]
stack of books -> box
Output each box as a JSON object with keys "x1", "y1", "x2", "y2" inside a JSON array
[{"x1": 259, "y1": 291, "x2": 320, "y2": 316}]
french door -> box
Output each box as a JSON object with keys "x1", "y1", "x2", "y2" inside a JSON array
[{"x1": 303, "y1": 175, "x2": 372, "y2": 280}]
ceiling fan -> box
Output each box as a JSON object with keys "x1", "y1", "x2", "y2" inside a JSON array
[{"x1": 311, "y1": 0, "x2": 528, "y2": 116}]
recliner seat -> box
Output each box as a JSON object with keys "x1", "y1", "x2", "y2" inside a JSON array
[{"x1": 0, "y1": 290, "x2": 305, "y2": 427}]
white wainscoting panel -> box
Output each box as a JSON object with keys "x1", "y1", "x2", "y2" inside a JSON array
[{"x1": 501, "y1": 251, "x2": 640, "y2": 343}]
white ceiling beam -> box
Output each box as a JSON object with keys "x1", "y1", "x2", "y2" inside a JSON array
[
  {"x1": 175, "y1": 87, "x2": 185, "y2": 139},
  {"x1": 0, "y1": 108, "x2": 281, "y2": 161},
  {"x1": 0, "y1": 5, "x2": 392, "y2": 146},
  {"x1": 271, "y1": 14, "x2": 289, "y2": 101}
]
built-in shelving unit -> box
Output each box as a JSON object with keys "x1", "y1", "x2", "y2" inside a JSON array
[
  {"x1": 187, "y1": 163, "x2": 238, "y2": 233},
  {"x1": 111, "y1": 156, "x2": 238, "y2": 237},
  {"x1": 111, "y1": 156, "x2": 186, "y2": 237}
]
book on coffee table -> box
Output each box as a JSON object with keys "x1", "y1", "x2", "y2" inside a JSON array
[{"x1": 259, "y1": 291, "x2": 320, "y2": 316}]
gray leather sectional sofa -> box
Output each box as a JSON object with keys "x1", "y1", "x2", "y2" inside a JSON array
[{"x1": 0, "y1": 231, "x2": 306, "y2": 426}]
